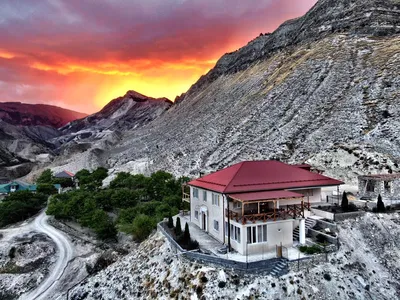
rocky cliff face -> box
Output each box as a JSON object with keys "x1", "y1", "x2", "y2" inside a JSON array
[
  {"x1": 70, "y1": 213, "x2": 400, "y2": 300},
  {"x1": 61, "y1": 91, "x2": 172, "y2": 134},
  {"x1": 27, "y1": 0, "x2": 400, "y2": 184},
  {"x1": 91, "y1": 0, "x2": 400, "y2": 183}
]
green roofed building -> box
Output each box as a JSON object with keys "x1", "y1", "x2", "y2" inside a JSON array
[{"x1": 0, "y1": 180, "x2": 61, "y2": 195}]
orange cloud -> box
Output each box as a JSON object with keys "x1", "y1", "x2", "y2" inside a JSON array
[{"x1": 0, "y1": 0, "x2": 317, "y2": 113}]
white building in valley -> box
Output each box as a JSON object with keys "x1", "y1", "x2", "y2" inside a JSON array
[{"x1": 183, "y1": 160, "x2": 343, "y2": 255}]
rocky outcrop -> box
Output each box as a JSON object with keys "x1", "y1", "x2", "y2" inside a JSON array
[
  {"x1": 70, "y1": 213, "x2": 400, "y2": 299},
  {"x1": 61, "y1": 90, "x2": 172, "y2": 134}
]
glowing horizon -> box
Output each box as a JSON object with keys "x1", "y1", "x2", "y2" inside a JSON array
[{"x1": 0, "y1": 0, "x2": 317, "y2": 114}]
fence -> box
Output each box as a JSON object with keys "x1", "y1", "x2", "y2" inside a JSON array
[
  {"x1": 288, "y1": 253, "x2": 328, "y2": 272},
  {"x1": 157, "y1": 222, "x2": 284, "y2": 275}
]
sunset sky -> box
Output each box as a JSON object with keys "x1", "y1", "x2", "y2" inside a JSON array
[{"x1": 0, "y1": 0, "x2": 317, "y2": 114}]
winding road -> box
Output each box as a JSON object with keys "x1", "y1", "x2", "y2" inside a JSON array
[{"x1": 19, "y1": 211, "x2": 74, "y2": 300}]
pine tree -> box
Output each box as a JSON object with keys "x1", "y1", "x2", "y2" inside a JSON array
[
  {"x1": 175, "y1": 217, "x2": 182, "y2": 236},
  {"x1": 168, "y1": 215, "x2": 174, "y2": 228},
  {"x1": 377, "y1": 194, "x2": 385, "y2": 212},
  {"x1": 341, "y1": 191, "x2": 349, "y2": 212},
  {"x1": 183, "y1": 223, "x2": 191, "y2": 244}
]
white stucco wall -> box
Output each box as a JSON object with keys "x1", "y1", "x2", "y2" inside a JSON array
[
  {"x1": 285, "y1": 188, "x2": 322, "y2": 205},
  {"x1": 224, "y1": 218, "x2": 295, "y2": 255},
  {"x1": 189, "y1": 186, "x2": 224, "y2": 243}
]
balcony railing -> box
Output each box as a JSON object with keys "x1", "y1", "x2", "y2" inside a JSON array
[
  {"x1": 182, "y1": 192, "x2": 190, "y2": 203},
  {"x1": 226, "y1": 203, "x2": 308, "y2": 224}
]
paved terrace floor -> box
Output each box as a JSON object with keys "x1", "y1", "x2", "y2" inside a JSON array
[{"x1": 173, "y1": 214, "x2": 309, "y2": 262}]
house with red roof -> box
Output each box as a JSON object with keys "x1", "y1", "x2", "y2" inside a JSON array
[
  {"x1": 54, "y1": 170, "x2": 75, "y2": 179},
  {"x1": 184, "y1": 160, "x2": 343, "y2": 255}
]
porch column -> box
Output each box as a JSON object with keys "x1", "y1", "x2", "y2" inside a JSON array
[
  {"x1": 273, "y1": 200, "x2": 276, "y2": 221},
  {"x1": 299, "y1": 219, "x2": 306, "y2": 245}
]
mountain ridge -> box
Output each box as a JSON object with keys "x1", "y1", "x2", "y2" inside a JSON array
[{"x1": 0, "y1": 102, "x2": 87, "y2": 128}]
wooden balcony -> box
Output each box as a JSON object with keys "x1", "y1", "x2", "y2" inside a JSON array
[
  {"x1": 226, "y1": 203, "x2": 308, "y2": 225},
  {"x1": 182, "y1": 192, "x2": 190, "y2": 203}
]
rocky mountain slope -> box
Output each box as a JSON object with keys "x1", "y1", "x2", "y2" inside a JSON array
[
  {"x1": 21, "y1": 0, "x2": 400, "y2": 184},
  {"x1": 83, "y1": 0, "x2": 399, "y2": 183},
  {"x1": 0, "y1": 102, "x2": 87, "y2": 128},
  {"x1": 0, "y1": 102, "x2": 87, "y2": 179},
  {"x1": 70, "y1": 212, "x2": 400, "y2": 300},
  {"x1": 61, "y1": 90, "x2": 172, "y2": 134}
]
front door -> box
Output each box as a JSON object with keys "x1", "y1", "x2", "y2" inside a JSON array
[{"x1": 202, "y1": 212, "x2": 207, "y2": 231}]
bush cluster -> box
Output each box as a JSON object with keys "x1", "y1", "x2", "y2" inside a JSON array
[
  {"x1": 46, "y1": 169, "x2": 190, "y2": 242},
  {"x1": 299, "y1": 244, "x2": 322, "y2": 255},
  {"x1": 0, "y1": 191, "x2": 47, "y2": 227},
  {"x1": 172, "y1": 217, "x2": 199, "y2": 250}
]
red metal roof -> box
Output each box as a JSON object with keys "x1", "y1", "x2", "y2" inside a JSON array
[
  {"x1": 188, "y1": 160, "x2": 343, "y2": 193},
  {"x1": 228, "y1": 190, "x2": 304, "y2": 202}
]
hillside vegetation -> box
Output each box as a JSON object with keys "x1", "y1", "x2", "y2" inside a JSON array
[{"x1": 46, "y1": 168, "x2": 189, "y2": 241}]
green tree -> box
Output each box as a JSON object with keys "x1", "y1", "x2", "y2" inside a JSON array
[
  {"x1": 168, "y1": 215, "x2": 174, "y2": 228},
  {"x1": 37, "y1": 169, "x2": 53, "y2": 184},
  {"x1": 175, "y1": 217, "x2": 182, "y2": 236},
  {"x1": 131, "y1": 214, "x2": 156, "y2": 241},
  {"x1": 118, "y1": 207, "x2": 137, "y2": 224},
  {"x1": 183, "y1": 223, "x2": 190, "y2": 244},
  {"x1": 111, "y1": 188, "x2": 139, "y2": 208},
  {"x1": 91, "y1": 167, "x2": 108, "y2": 187},
  {"x1": 148, "y1": 171, "x2": 174, "y2": 200},
  {"x1": 75, "y1": 169, "x2": 91, "y2": 186},
  {"x1": 341, "y1": 191, "x2": 349, "y2": 212},
  {"x1": 0, "y1": 191, "x2": 47, "y2": 227},
  {"x1": 52, "y1": 177, "x2": 74, "y2": 188},
  {"x1": 37, "y1": 184, "x2": 58, "y2": 195},
  {"x1": 90, "y1": 209, "x2": 117, "y2": 240},
  {"x1": 94, "y1": 189, "x2": 114, "y2": 211},
  {"x1": 109, "y1": 172, "x2": 131, "y2": 189},
  {"x1": 377, "y1": 194, "x2": 386, "y2": 212}
]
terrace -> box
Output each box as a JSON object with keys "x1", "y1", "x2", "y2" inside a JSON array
[{"x1": 225, "y1": 190, "x2": 309, "y2": 224}]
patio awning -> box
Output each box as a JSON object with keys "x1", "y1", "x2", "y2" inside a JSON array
[{"x1": 228, "y1": 190, "x2": 304, "y2": 202}]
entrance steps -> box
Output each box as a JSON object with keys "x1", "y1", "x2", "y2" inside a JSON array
[
  {"x1": 293, "y1": 218, "x2": 317, "y2": 241},
  {"x1": 270, "y1": 258, "x2": 289, "y2": 276}
]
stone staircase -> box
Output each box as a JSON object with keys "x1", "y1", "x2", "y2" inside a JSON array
[
  {"x1": 270, "y1": 258, "x2": 289, "y2": 277},
  {"x1": 293, "y1": 218, "x2": 317, "y2": 241}
]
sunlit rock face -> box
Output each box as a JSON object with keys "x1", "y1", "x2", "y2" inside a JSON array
[
  {"x1": 23, "y1": 0, "x2": 400, "y2": 183},
  {"x1": 102, "y1": 0, "x2": 400, "y2": 182}
]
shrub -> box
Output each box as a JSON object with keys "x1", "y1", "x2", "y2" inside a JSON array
[
  {"x1": 9, "y1": 247, "x2": 16, "y2": 259},
  {"x1": 299, "y1": 245, "x2": 322, "y2": 254},
  {"x1": 377, "y1": 194, "x2": 385, "y2": 212},
  {"x1": 167, "y1": 215, "x2": 174, "y2": 228},
  {"x1": 316, "y1": 233, "x2": 327, "y2": 244},
  {"x1": 341, "y1": 191, "x2": 349, "y2": 212},
  {"x1": 175, "y1": 217, "x2": 182, "y2": 236},
  {"x1": 347, "y1": 203, "x2": 358, "y2": 212},
  {"x1": 36, "y1": 169, "x2": 53, "y2": 184},
  {"x1": 187, "y1": 239, "x2": 199, "y2": 251},
  {"x1": 323, "y1": 273, "x2": 332, "y2": 281},
  {"x1": 131, "y1": 214, "x2": 156, "y2": 242},
  {"x1": 37, "y1": 184, "x2": 58, "y2": 195},
  {"x1": 183, "y1": 223, "x2": 191, "y2": 244}
]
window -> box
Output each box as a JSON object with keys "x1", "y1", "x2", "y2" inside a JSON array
[
  {"x1": 213, "y1": 220, "x2": 219, "y2": 231},
  {"x1": 203, "y1": 190, "x2": 207, "y2": 202},
  {"x1": 233, "y1": 202, "x2": 242, "y2": 209},
  {"x1": 212, "y1": 194, "x2": 220, "y2": 206},
  {"x1": 193, "y1": 188, "x2": 199, "y2": 198},
  {"x1": 225, "y1": 222, "x2": 241, "y2": 243},
  {"x1": 247, "y1": 225, "x2": 267, "y2": 244},
  {"x1": 194, "y1": 210, "x2": 199, "y2": 220},
  {"x1": 366, "y1": 181, "x2": 375, "y2": 192}
]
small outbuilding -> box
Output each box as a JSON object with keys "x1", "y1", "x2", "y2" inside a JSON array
[
  {"x1": 54, "y1": 170, "x2": 75, "y2": 179},
  {"x1": 358, "y1": 174, "x2": 400, "y2": 200}
]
